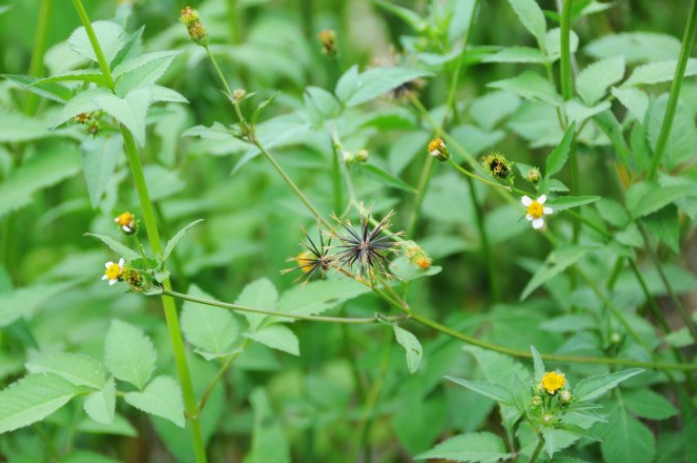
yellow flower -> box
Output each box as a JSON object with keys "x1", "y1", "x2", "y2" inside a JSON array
[
  {"x1": 295, "y1": 251, "x2": 315, "y2": 274},
  {"x1": 541, "y1": 371, "x2": 566, "y2": 394},
  {"x1": 114, "y1": 211, "x2": 136, "y2": 234},
  {"x1": 102, "y1": 259, "x2": 125, "y2": 286},
  {"x1": 521, "y1": 195, "x2": 553, "y2": 230},
  {"x1": 428, "y1": 138, "x2": 449, "y2": 162}
]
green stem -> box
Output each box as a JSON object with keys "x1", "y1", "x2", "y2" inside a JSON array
[
  {"x1": 527, "y1": 437, "x2": 545, "y2": 463},
  {"x1": 465, "y1": 174, "x2": 499, "y2": 303},
  {"x1": 331, "y1": 139, "x2": 343, "y2": 214},
  {"x1": 448, "y1": 159, "x2": 512, "y2": 192},
  {"x1": 199, "y1": 338, "x2": 250, "y2": 412},
  {"x1": 226, "y1": 0, "x2": 243, "y2": 45},
  {"x1": 32, "y1": 424, "x2": 61, "y2": 462},
  {"x1": 407, "y1": 154, "x2": 434, "y2": 237},
  {"x1": 69, "y1": 3, "x2": 207, "y2": 461},
  {"x1": 25, "y1": 0, "x2": 53, "y2": 115},
  {"x1": 647, "y1": 0, "x2": 697, "y2": 179},
  {"x1": 163, "y1": 289, "x2": 405, "y2": 324}
]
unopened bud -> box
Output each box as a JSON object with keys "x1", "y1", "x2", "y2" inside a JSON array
[
  {"x1": 232, "y1": 88, "x2": 247, "y2": 103},
  {"x1": 317, "y1": 29, "x2": 338, "y2": 56},
  {"x1": 527, "y1": 167, "x2": 541, "y2": 184},
  {"x1": 355, "y1": 149, "x2": 369, "y2": 163},
  {"x1": 181, "y1": 7, "x2": 208, "y2": 45},
  {"x1": 428, "y1": 138, "x2": 449, "y2": 162},
  {"x1": 482, "y1": 152, "x2": 513, "y2": 181},
  {"x1": 560, "y1": 390, "x2": 572, "y2": 404},
  {"x1": 531, "y1": 396, "x2": 543, "y2": 407},
  {"x1": 403, "y1": 241, "x2": 432, "y2": 270},
  {"x1": 610, "y1": 332, "x2": 621, "y2": 344},
  {"x1": 542, "y1": 413, "x2": 553, "y2": 424},
  {"x1": 342, "y1": 150, "x2": 355, "y2": 164}
]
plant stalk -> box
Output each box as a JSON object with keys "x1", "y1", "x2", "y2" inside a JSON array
[
  {"x1": 25, "y1": 0, "x2": 53, "y2": 115},
  {"x1": 527, "y1": 437, "x2": 545, "y2": 463}
]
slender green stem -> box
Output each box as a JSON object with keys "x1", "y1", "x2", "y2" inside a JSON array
[
  {"x1": 25, "y1": 0, "x2": 53, "y2": 115},
  {"x1": 448, "y1": 159, "x2": 512, "y2": 192},
  {"x1": 465, "y1": 175, "x2": 500, "y2": 303},
  {"x1": 527, "y1": 437, "x2": 545, "y2": 463},
  {"x1": 226, "y1": 0, "x2": 243, "y2": 45},
  {"x1": 331, "y1": 138, "x2": 343, "y2": 214},
  {"x1": 647, "y1": 0, "x2": 697, "y2": 179},
  {"x1": 69, "y1": 3, "x2": 207, "y2": 461},
  {"x1": 33, "y1": 424, "x2": 61, "y2": 462},
  {"x1": 199, "y1": 338, "x2": 250, "y2": 412},
  {"x1": 407, "y1": 154, "x2": 434, "y2": 237},
  {"x1": 559, "y1": 0, "x2": 574, "y2": 101},
  {"x1": 163, "y1": 289, "x2": 406, "y2": 324}
]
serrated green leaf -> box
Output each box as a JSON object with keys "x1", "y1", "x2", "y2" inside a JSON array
[
  {"x1": 595, "y1": 198, "x2": 630, "y2": 228},
  {"x1": 630, "y1": 183, "x2": 697, "y2": 218},
  {"x1": 600, "y1": 407, "x2": 655, "y2": 463},
  {"x1": 93, "y1": 89, "x2": 152, "y2": 146},
  {"x1": 84, "y1": 233, "x2": 140, "y2": 261},
  {"x1": 611, "y1": 87, "x2": 649, "y2": 122},
  {"x1": 125, "y1": 376, "x2": 184, "y2": 427},
  {"x1": 83, "y1": 377, "x2": 116, "y2": 425},
  {"x1": 0, "y1": 374, "x2": 80, "y2": 434},
  {"x1": 26, "y1": 353, "x2": 105, "y2": 389},
  {"x1": 105, "y1": 320, "x2": 156, "y2": 390},
  {"x1": 344, "y1": 66, "x2": 432, "y2": 107},
  {"x1": 574, "y1": 369, "x2": 643, "y2": 402},
  {"x1": 642, "y1": 205, "x2": 679, "y2": 253},
  {"x1": 482, "y1": 47, "x2": 546, "y2": 64},
  {"x1": 506, "y1": 0, "x2": 547, "y2": 47},
  {"x1": 245, "y1": 325, "x2": 299, "y2": 356},
  {"x1": 445, "y1": 377, "x2": 513, "y2": 404},
  {"x1": 545, "y1": 195, "x2": 600, "y2": 211},
  {"x1": 577, "y1": 57, "x2": 625, "y2": 105},
  {"x1": 113, "y1": 51, "x2": 181, "y2": 96},
  {"x1": 80, "y1": 135, "x2": 122, "y2": 208},
  {"x1": 647, "y1": 95, "x2": 697, "y2": 169},
  {"x1": 335, "y1": 65, "x2": 359, "y2": 102},
  {"x1": 393, "y1": 325, "x2": 423, "y2": 374},
  {"x1": 585, "y1": 32, "x2": 680, "y2": 64},
  {"x1": 181, "y1": 285, "x2": 238, "y2": 356},
  {"x1": 34, "y1": 69, "x2": 106, "y2": 86},
  {"x1": 415, "y1": 431, "x2": 510, "y2": 462},
  {"x1": 276, "y1": 278, "x2": 372, "y2": 319},
  {"x1": 530, "y1": 345, "x2": 545, "y2": 382},
  {"x1": 623, "y1": 388, "x2": 678, "y2": 420},
  {"x1": 68, "y1": 21, "x2": 126, "y2": 66},
  {"x1": 623, "y1": 58, "x2": 697, "y2": 86},
  {"x1": 236, "y1": 277, "x2": 279, "y2": 330},
  {"x1": 55, "y1": 89, "x2": 111, "y2": 128},
  {"x1": 3, "y1": 74, "x2": 74, "y2": 103},
  {"x1": 545, "y1": 121, "x2": 576, "y2": 178},
  {"x1": 521, "y1": 245, "x2": 591, "y2": 299},
  {"x1": 488, "y1": 71, "x2": 561, "y2": 106},
  {"x1": 163, "y1": 219, "x2": 204, "y2": 262}
]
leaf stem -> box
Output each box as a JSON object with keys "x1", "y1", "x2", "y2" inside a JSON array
[
  {"x1": 68, "y1": 3, "x2": 207, "y2": 461},
  {"x1": 198, "y1": 338, "x2": 250, "y2": 412},
  {"x1": 32, "y1": 424, "x2": 61, "y2": 462},
  {"x1": 647, "y1": 0, "x2": 697, "y2": 179},
  {"x1": 527, "y1": 437, "x2": 545, "y2": 463}
]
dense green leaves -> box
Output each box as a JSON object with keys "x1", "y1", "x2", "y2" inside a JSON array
[{"x1": 336, "y1": 65, "x2": 432, "y2": 107}]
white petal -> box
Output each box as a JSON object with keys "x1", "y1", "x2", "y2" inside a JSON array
[
  {"x1": 105, "y1": 261, "x2": 114, "y2": 268},
  {"x1": 118, "y1": 258, "x2": 125, "y2": 267},
  {"x1": 114, "y1": 217, "x2": 119, "y2": 223},
  {"x1": 109, "y1": 279, "x2": 117, "y2": 285},
  {"x1": 102, "y1": 275, "x2": 108, "y2": 280},
  {"x1": 532, "y1": 218, "x2": 544, "y2": 229},
  {"x1": 521, "y1": 196, "x2": 532, "y2": 206},
  {"x1": 122, "y1": 226, "x2": 130, "y2": 233},
  {"x1": 538, "y1": 194, "x2": 547, "y2": 204},
  {"x1": 544, "y1": 207, "x2": 554, "y2": 215},
  {"x1": 526, "y1": 214, "x2": 533, "y2": 221}
]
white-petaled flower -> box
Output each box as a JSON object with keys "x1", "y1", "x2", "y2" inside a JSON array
[
  {"x1": 114, "y1": 211, "x2": 136, "y2": 235},
  {"x1": 521, "y1": 195, "x2": 553, "y2": 230},
  {"x1": 102, "y1": 258, "x2": 125, "y2": 285}
]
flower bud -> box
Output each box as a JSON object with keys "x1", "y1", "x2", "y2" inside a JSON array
[
  {"x1": 560, "y1": 390, "x2": 572, "y2": 404},
  {"x1": 87, "y1": 121, "x2": 101, "y2": 136},
  {"x1": 75, "y1": 112, "x2": 91, "y2": 124},
  {"x1": 317, "y1": 29, "x2": 338, "y2": 56},
  {"x1": 527, "y1": 167, "x2": 541, "y2": 184},
  {"x1": 610, "y1": 332, "x2": 621, "y2": 344},
  {"x1": 542, "y1": 413, "x2": 553, "y2": 424},
  {"x1": 428, "y1": 138, "x2": 449, "y2": 162},
  {"x1": 232, "y1": 88, "x2": 247, "y2": 103},
  {"x1": 355, "y1": 149, "x2": 369, "y2": 163},
  {"x1": 482, "y1": 153, "x2": 513, "y2": 181},
  {"x1": 342, "y1": 150, "x2": 355, "y2": 164},
  {"x1": 114, "y1": 211, "x2": 137, "y2": 235},
  {"x1": 181, "y1": 7, "x2": 208, "y2": 46},
  {"x1": 531, "y1": 396, "x2": 543, "y2": 407},
  {"x1": 403, "y1": 241, "x2": 432, "y2": 270}
]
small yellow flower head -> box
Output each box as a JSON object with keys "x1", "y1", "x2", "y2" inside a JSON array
[
  {"x1": 482, "y1": 152, "x2": 513, "y2": 181},
  {"x1": 428, "y1": 138, "x2": 449, "y2": 162},
  {"x1": 560, "y1": 390, "x2": 572, "y2": 404},
  {"x1": 114, "y1": 211, "x2": 137, "y2": 235},
  {"x1": 355, "y1": 149, "x2": 369, "y2": 163},
  {"x1": 102, "y1": 258, "x2": 125, "y2": 286},
  {"x1": 232, "y1": 88, "x2": 247, "y2": 103},
  {"x1": 317, "y1": 29, "x2": 338, "y2": 56},
  {"x1": 181, "y1": 7, "x2": 208, "y2": 45},
  {"x1": 526, "y1": 167, "x2": 541, "y2": 184},
  {"x1": 403, "y1": 241, "x2": 432, "y2": 270},
  {"x1": 541, "y1": 371, "x2": 566, "y2": 394},
  {"x1": 75, "y1": 112, "x2": 91, "y2": 124},
  {"x1": 296, "y1": 251, "x2": 315, "y2": 274},
  {"x1": 521, "y1": 195, "x2": 553, "y2": 230}
]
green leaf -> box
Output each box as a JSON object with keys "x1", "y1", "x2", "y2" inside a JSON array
[
  {"x1": 600, "y1": 407, "x2": 655, "y2": 463},
  {"x1": 576, "y1": 57, "x2": 625, "y2": 105},
  {"x1": 623, "y1": 388, "x2": 678, "y2": 420},
  {"x1": 245, "y1": 325, "x2": 300, "y2": 356},
  {"x1": 250, "y1": 92, "x2": 280, "y2": 126},
  {"x1": 181, "y1": 285, "x2": 239, "y2": 357},
  {"x1": 506, "y1": 0, "x2": 547, "y2": 47},
  {"x1": 63, "y1": 451, "x2": 124, "y2": 463},
  {"x1": 372, "y1": 0, "x2": 424, "y2": 30},
  {"x1": 544, "y1": 28, "x2": 580, "y2": 62},
  {"x1": 595, "y1": 198, "x2": 630, "y2": 228},
  {"x1": 83, "y1": 377, "x2": 116, "y2": 425},
  {"x1": 236, "y1": 277, "x2": 279, "y2": 331},
  {"x1": 585, "y1": 32, "x2": 680, "y2": 64},
  {"x1": 0, "y1": 280, "x2": 78, "y2": 328},
  {"x1": 84, "y1": 233, "x2": 140, "y2": 261},
  {"x1": 611, "y1": 87, "x2": 649, "y2": 122},
  {"x1": 76, "y1": 413, "x2": 137, "y2": 437},
  {"x1": 393, "y1": 325, "x2": 423, "y2": 374},
  {"x1": 343, "y1": 66, "x2": 432, "y2": 107},
  {"x1": 125, "y1": 376, "x2": 184, "y2": 427},
  {"x1": 68, "y1": 21, "x2": 126, "y2": 66},
  {"x1": 276, "y1": 278, "x2": 372, "y2": 318},
  {"x1": 359, "y1": 164, "x2": 417, "y2": 193},
  {"x1": 92, "y1": 89, "x2": 152, "y2": 146},
  {"x1": 521, "y1": 245, "x2": 592, "y2": 299},
  {"x1": 545, "y1": 195, "x2": 600, "y2": 211},
  {"x1": 3, "y1": 74, "x2": 74, "y2": 103},
  {"x1": 304, "y1": 86, "x2": 340, "y2": 123},
  {"x1": 335, "y1": 65, "x2": 359, "y2": 102},
  {"x1": 530, "y1": 345, "x2": 545, "y2": 382},
  {"x1": 245, "y1": 388, "x2": 291, "y2": 463},
  {"x1": 642, "y1": 205, "x2": 680, "y2": 254},
  {"x1": 80, "y1": 135, "x2": 122, "y2": 208},
  {"x1": 163, "y1": 219, "x2": 204, "y2": 262},
  {"x1": 545, "y1": 121, "x2": 576, "y2": 178},
  {"x1": 34, "y1": 69, "x2": 106, "y2": 87},
  {"x1": 26, "y1": 353, "x2": 105, "y2": 389},
  {"x1": 445, "y1": 377, "x2": 513, "y2": 404},
  {"x1": 565, "y1": 100, "x2": 611, "y2": 125},
  {"x1": 574, "y1": 369, "x2": 643, "y2": 402},
  {"x1": 647, "y1": 96, "x2": 697, "y2": 169},
  {"x1": 629, "y1": 183, "x2": 697, "y2": 218},
  {"x1": 113, "y1": 51, "x2": 181, "y2": 96},
  {"x1": 482, "y1": 47, "x2": 547, "y2": 64},
  {"x1": 0, "y1": 145, "x2": 80, "y2": 220},
  {"x1": 0, "y1": 374, "x2": 80, "y2": 434},
  {"x1": 488, "y1": 71, "x2": 561, "y2": 106},
  {"x1": 623, "y1": 58, "x2": 697, "y2": 86},
  {"x1": 104, "y1": 320, "x2": 156, "y2": 390},
  {"x1": 415, "y1": 431, "x2": 510, "y2": 462},
  {"x1": 55, "y1": 89, "x2": 111, "y2": 127}
]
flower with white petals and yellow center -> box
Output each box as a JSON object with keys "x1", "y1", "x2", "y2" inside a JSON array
[
  {"x1": 521, "y1": 195, "x2": 553, "y2": 230},
  {"x1": 102, "y1": 258, "x2": 125, "y2": 286},
  {"x1": 114, "y1": 212, "x2": 136, "y2": 234}
]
